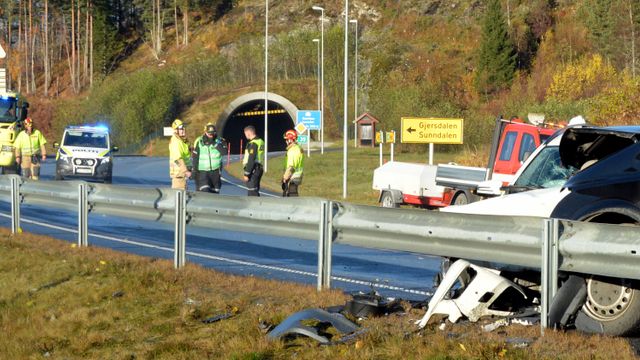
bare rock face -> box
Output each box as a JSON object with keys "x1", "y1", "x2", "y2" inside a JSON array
[{"x1": 422, "y1": 1, "x2": 441, "y2": 16}]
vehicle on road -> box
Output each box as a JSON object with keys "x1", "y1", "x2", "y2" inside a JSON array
[
  {"x1": 0, "y1": 90, "x2": 29, "y2": 174},
  {"x1": 373, "y1": 117, "x2": 556, "y2": 208},
  {"x1": 54, "y1": 125, "x2": 117, "y2": 183},
  {"x1": 442, "y1": 125, "x2": 640, "y2": 336}
]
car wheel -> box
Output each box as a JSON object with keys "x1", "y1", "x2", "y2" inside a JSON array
[
  {"x1": 103, "y1": 175, "x2": 112, "y2": 184},
  {"x1": 578, "y1": 276, "x2": 640, "y2": 336},
  {"x1": 380, "y1": 192, "x2": 399, "y2": 208},
  {"x1": 452, "y1": 191, "x2": 468, "y2": 205}
]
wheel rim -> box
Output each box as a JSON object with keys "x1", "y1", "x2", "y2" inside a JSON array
[
  {"x1": 382, "y1": 194, "x2": 394, "y2": 208},
  {"x1": 582, "y1": 278, "x2": 634, "y2": 322}
]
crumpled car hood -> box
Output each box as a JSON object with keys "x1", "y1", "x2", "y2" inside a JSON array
[{"x1": 441, "y1": 187, "x2": 570, "y2": 218}]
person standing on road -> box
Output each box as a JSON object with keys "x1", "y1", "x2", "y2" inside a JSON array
[
  {"x1": 14, "y1": 117, "x2": 47, "y2": 180},
  {"x1": 169, "y1": 119, "x2": 192, "y2": 190},
  {"x1": 242, "y1": 125, "x2": 264, "y2": 196},
  {"x1": 192, "y1": 122, "x2": 226, "y2": 193},
  {"x1": 282, "y1": 129, "x2": 304, "y2": 197}
]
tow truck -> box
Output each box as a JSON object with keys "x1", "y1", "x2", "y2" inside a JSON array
[{"x1": 373, "y1": 116, "x2": 556, "y2": 208}]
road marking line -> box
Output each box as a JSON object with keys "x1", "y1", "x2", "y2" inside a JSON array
[{"x1": 0, "y1": 213, "x2": 432, "y2": 296}]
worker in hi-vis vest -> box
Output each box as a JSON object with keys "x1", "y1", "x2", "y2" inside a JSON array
[
  {"x1": 282, "y1": 129, "x2": 304, "y2": 197},
  {"x1": 192, "y1": 122, "x2": 226, "y2": 193},
  {"x1": 169, "y1": 119, "x2": 192, "y2": 190},
  {"x1": 242, "y1": 125, "x2": 264, "y2": 196}
]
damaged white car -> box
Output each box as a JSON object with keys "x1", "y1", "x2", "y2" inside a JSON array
[{"x1": 426, "y1": 126, "x2": 640, "y2": 336}]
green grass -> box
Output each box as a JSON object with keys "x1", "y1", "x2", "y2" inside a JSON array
[
  {"x1": 1, "y1": 229, "x2": 637, "y2": 359},
  {"x1": 226, "y1": 144, "x2": 458, "y2": 205}
]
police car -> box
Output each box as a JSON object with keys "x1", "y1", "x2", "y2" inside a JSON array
[{"x1": 54, "y1": 125, "x2": 117, "y2": 183}]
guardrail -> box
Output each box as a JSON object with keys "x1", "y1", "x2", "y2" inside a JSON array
[{"x1": 0, "y1": 175, "x2": 639, "y2": 329}]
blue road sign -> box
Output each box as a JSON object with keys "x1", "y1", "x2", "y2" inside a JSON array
[{"x1": 296, "y1": 110, "x2": 321, "y2": 130}]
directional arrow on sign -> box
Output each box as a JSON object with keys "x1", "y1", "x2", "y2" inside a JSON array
[{"x1": 406, "y1": 127, "x2": 416, "y2": 134}]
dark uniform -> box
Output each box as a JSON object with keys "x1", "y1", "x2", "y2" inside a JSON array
[
  {"x1": 243, "y1": 137, "x2": 265, "y2": 196},
  {"x1": 193, "y1": 135, "x2": 226, "y2": 193}
]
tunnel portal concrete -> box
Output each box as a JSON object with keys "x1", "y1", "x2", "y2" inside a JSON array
[{"x1": 218, "y1": 92, "x2": 299, "y2": 154}]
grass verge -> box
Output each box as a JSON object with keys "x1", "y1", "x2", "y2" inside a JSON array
[{"x1": 1, "y1": 229, "x2": 638, "y2": 359}]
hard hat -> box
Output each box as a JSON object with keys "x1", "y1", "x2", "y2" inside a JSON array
[
  {"x1": 24, "y1": 117, "x2": 33, "y2": 126},
  {"x1": 172, "y1": 119, "x2": 184, "y2": 130},
  {"x1": 284, "y1": 129, "x2": 297, "y2": 141},
  {"x1": 204, "y1": 122, "x2": 217, "y2": 135}
]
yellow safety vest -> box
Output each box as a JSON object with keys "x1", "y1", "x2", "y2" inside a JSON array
[
  {"x1": 15, "y1": 129, "x2": 47, "y2": 156},
  {"x1": 169, "y1": 135, "x2": 191, "y2": 177}
]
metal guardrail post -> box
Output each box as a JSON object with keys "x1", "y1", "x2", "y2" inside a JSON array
[
  {"x1": 10, "y1": 176, "x2": 20, "y2": 234},
  {"x1": 541, "y1": 218, "x2": 560, "y2": 333},
  {"x1": 78, "y1": 183, "x2": 88, "y2": 247},
  {"x1": 174, "y1": 190, "x2": 186, "y2": 269},
  {"x1": 317, "y1": 200, "x2": 333, "y2": 290}
]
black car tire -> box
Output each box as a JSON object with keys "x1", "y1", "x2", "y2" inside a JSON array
[
  {"x1": 103, "y1": 175, "x2": 112, "y2": 184},
  {"x1": 452, "y1": 191, "x2": 469, "y2": 205}
]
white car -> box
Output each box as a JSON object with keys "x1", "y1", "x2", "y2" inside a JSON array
[{"x1": 54, "y1": 125, "x2": 117, "y2": 183}]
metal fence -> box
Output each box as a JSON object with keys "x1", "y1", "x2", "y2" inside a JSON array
[{"x1": 1, "y1": 175, "x2": 639, "y2": 329}]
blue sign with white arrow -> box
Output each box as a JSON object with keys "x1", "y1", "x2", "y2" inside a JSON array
[{"x1": 296, "y1": 110, "x2": 321, "y2": 130}]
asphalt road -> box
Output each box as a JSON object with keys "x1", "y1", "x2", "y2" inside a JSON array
[{"x1": 0, "y1": 155, "x2": 442, "y2": 300}]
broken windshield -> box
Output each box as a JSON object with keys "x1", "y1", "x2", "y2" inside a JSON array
[
  {"x1": 513, "y1": 146, "x2": 575, "y2": 189},
  {"x1": 0, "y1": 98, "x2": 17, "y2": 123}
]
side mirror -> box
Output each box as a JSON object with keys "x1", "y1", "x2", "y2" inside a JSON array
[
  {"x1": 53, "y1": 142, "x2": 59, "y2": 149},
  {"x1": 111, "y1": 146, "x2": 119, "y2": 152}
]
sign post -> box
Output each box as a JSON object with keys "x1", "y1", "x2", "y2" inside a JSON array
[
  {"x1": 386, "y1": 130, "x2": 396, "y2": 162},
  {"x1": 401, "y1": 118, "x2": 464, "y2": 164}
]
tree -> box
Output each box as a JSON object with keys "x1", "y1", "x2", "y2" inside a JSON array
[{"x1": 474, "y1": 0, "x2": 517, "y2": 95}]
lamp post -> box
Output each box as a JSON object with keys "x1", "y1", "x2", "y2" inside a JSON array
[
  {"x1": 313, "y1": 39, "x2": 320, "y2": 111},
  {"x1": 343, "y1": 1, "x2": 349, "y2": 199},
  {"x1": 264, "y1": 0, "x2": 269, "y2": 172},
  {"x1": 311, "y1": 38, "x2": 320, "y2": 159},
  {"x1": 312, "y1": 6, "x2": 325, "y2": 154},
  {"x1": 350, "y1": 19, "x2": 358, "y2": 148}
]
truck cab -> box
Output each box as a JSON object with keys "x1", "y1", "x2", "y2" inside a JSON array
[
  {"x1": 54, "y1": 125, "x2": 117, "y2": 183},
  {"x1": 493, "y1": 120, "x2": 555, "y2": 179},
  {"x1": 0, "y1": 91, "x2": 29, "y2": 173}
]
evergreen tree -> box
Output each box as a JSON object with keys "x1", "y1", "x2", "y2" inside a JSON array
[
  {"x1": 581, "y1": 0, "x2": 615, "y2": 60},
  {"x1": 474, "y1": 0, "x2": 517, "y2": 95}
]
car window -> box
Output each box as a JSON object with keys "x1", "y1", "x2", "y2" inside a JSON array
[
  {"x1": 518, "y1": 133, "x2": 536, "y2": 162},
  {"x1": 499, "y1": 131, "x2": 518, "y2": 161},
  {"x1": 514, "y1": 146, "x2": 575, "y2": 188},
  {"x1": 63, "y1": 131, "x2": 108, "y2": 148},
  {"x1": 0, "y1": 98, "x2": 16, "y2": 122}
]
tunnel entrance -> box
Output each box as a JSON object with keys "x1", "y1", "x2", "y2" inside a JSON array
[{"x1": 218, "y1": 92, "x2": 298, "y2": 154}]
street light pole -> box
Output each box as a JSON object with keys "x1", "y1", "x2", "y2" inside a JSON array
[
  {"x1": 343, "y1": 0, "x2": 349, "y2": 199},
  {"x1": 350, "y1": 19, "x2": 358, "y2": 148},
  {"x1": 312, "y1": 6, "x2": 325, "y2": 154},
  {"x1": 264, "y1": 0, "x2": 269, "y2": 172},
  {"x1": 312, "y1": 38, "x2": 320, "y2": 159},
  {"x1": 313, "y1": 39, "x2": 320, "y2": 111}
]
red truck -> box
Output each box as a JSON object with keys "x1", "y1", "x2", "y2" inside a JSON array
[{"x1": 372, "y1": 116, "x2": 557, "y2": 208}]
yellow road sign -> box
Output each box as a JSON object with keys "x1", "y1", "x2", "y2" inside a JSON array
[
  {"x1": 386, "y1": 131, "x2": 396, "y2": 144},
  {"x1": 401, "y1": 118, "x2": 464, "y2": 144},
  {"x1": 375, "y1": 131, "x2": 383, "y2": 144}
]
